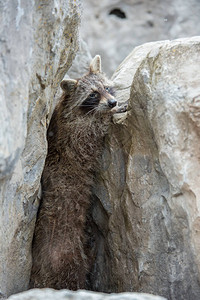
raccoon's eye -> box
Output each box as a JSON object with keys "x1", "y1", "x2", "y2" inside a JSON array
[
  {"x1": 80, "y1": 92, "x2": 100, "y2": 112},
  {"x1": 105, "y1": 87, "x2": 111, "y2": 92},
  {"x1": 89, "y1": 92, "x2": 99, "y2": 98},
  {"x1": 105, "y1": 87, "x2": 114, "y2": 95}
]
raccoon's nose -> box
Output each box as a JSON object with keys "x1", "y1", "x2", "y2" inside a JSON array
[{"x1": 108, "y1": 98, "x2": 117, "y2": 108}]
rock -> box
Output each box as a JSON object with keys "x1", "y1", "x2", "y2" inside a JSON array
[
  {"x1": 90, "y1": 37, "x2": 200, "y2": 299},
  {"x1": 8, "y1": 288, "x2": 167, "y2": 300},
  {"x1": 67, "y1": 39, "x2": 92, "y2": 79},
  {"x1": 0, "y1": 0, "x2": 80, "y2": 297},
  {"x1": 81, "y1": 0, "x2": 200, "y2": 76}
]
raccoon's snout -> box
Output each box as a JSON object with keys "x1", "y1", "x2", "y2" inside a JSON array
[{"x1": 108, "y1": 99, "x2": 117, "y2": 108}]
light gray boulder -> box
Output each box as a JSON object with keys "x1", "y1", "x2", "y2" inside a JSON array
[
  {"x1": 0, "y1": 0, "x2": 81, "y2": 297},
  {"x1": 91, "y1": 36, "x2": 200, "y2": 300},
  {"x1": 8, "y1": 288, "x2": 167, "y2": 300}
]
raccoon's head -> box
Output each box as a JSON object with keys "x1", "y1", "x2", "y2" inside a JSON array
[{"x1": 60, "y1": 55, "x2": 118, "y2": 116}]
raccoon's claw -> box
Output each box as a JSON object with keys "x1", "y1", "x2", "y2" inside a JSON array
[{"x1": 113, "y1": 104, "x2": 128, "y2": 113}]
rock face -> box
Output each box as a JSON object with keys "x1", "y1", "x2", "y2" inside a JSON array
[
  {"x1": 8, "y1": 288, "x2": 167, "y2": 300},
  {"x1": 90, "y1": 37, "x2": 200, "y2": 300},
  {"x1": 81, "y1": 0, "x2": 200, "y2": 76},
  {"x1": 1, "y1": 2, "x2": 200, "y2": 299},
  {"x1": 0, "y1": 0, "x2": 80, "y2": 297}
]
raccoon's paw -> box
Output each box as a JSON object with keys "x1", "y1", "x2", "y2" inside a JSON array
[
  {"x1": 112, "y1": 104, "x2": 128, "y2": 114},
  {"x1": 119, "y1": 104, "x2": 128, "y2": 113}
]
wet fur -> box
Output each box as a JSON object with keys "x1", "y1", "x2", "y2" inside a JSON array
[{"x1": 30, "y1": 57, "x2": 125, "y2": 290}]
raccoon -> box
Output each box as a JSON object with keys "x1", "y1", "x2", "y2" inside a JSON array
[{"x1": 30, "y1": 55, "x2": 126, "y2": 290}]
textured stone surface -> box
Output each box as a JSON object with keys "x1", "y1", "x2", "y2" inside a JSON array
[
  {"x1": 81, "y1": 0, "x2": 200, "y2": 76},
  {"x1": 67, "y1": 39, "x2": 92, "y2": 79},
  {"x1": 0, "y1": 0, "x2": 80, "y2": 297},
  {"x1": 8, "y1": 289, "x2": 166, "y2": 300},
  {"x1": 90, "y1": 37, "x2": 200, "y2": 300}
]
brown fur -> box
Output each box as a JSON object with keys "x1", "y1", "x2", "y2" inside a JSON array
[{"x1": 30, "y1": 56, "x2": 126, "y2": 290}]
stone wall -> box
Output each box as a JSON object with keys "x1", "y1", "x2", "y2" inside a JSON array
[
  {"x1": 81, "y1": 0, "x2": 200, "y2": 76},
  {"x1": 0, "y1": 0, "x2": 80, "y2": 297}
]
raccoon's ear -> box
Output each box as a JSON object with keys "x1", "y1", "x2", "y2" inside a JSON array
[
  {"x1": 90, "y1": 55, "x2": 102, "y2": 74},
  {"x1": 60, "y1": 79, "x2": 77, "y2": 91}
]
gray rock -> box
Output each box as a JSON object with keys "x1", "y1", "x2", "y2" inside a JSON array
[
  {"x1": 8, "y1": 289, "x2": 167, "y2": 300},
  {"x1": 81, "y1": 0, "x2": 200, "y2": 76},
  {"x1": 67, "y1": 39, "x2": 92, "y2": 79},
  {"x1": 0, "y1": 0, "x2": 80, "y2": 297},
  {"x1": 91, "y1": 37, "x2": 200, "y2": 299}
]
